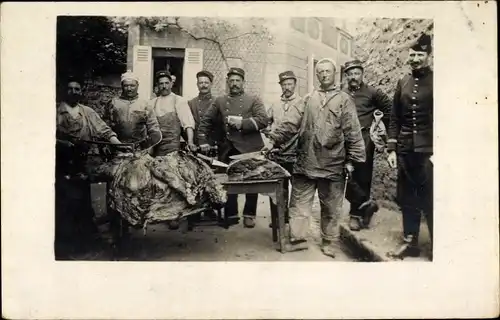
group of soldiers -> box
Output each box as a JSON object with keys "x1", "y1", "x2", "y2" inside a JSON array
[{"x1": 55, "y1": 32, "x2": 433, "y2": 260}]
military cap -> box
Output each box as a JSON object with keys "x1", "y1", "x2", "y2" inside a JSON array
[
  {"x1": 410, "y1": 33, "x2": 432, "y2": 54},
  {"x1": 196, "y1": 70, "x2": 214, "y2": 82},
  {"x1": 278, "y1": 70, "x2": 297, "y2": 83},
  {"x1": 343, "y1": 59, "x2": 364, "y2": 73},
  {"x1": 155, "y1": 70, "x2": 172, "y2": 82},
  {"x1": 227, "y1": 67, "x2": 245, "y2": 79}
]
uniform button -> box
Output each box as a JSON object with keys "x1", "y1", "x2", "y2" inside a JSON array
[
  {"x1": 412, "y1": 97, "x2": 416, "y2": 100},
  {"x1": 227, "y1": 102, "x2": 230, "y2": 105},
  {"x1": 412, "y1": 111, "x2": 416, "y2": 114},
  {"x1": 415, "y1": 78, "x2": 419, "y2": 81},
  {"x1": 413, "y1": 90, "x2": 417, "y2": 93},
  {"x1": 413, "y1": 130, "x2": 417, "y2": 133},
  {"x1": 413, "y1": 104, "x2": 417, "y2": 107},
  {"x1": 414, "y1": 84, "x2": 418, "y2": 87},
  {"x1": 413, "y1": 117, "x2": 416, "y2": 120},
  {"x1": 413, "y1": 123, "x2": 417, "y2": 127}
]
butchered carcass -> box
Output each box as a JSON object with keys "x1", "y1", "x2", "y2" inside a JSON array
[
  {"x1": 91, "y1": 150, "x2": 227, "y2": 228},
  {"x1": 226, "y1": 156, "x2": 291, "y2": 205},
  {"x1": 227, "y1": 157, "x2": 291, "y2": 181}
]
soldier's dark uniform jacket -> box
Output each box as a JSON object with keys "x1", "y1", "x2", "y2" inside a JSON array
[
  {"x1": 188, "y1": 93, "x2": 223, "y2": 146},
  {"x1": 387, "y1": 66, "x2": 433, "y2": 154},
  {"x1": 198, "y1": 91, "x2": 269, "y2": 162},
  {"x1": 387, "y1": 66, "x2": 433, "y2": 240}
]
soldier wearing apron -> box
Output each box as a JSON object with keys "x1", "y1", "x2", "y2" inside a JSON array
[
  {"x1": 386, "y1": 34, "x2": 434, "y2": 260},
  {"x1": 198, "y1": 67, "x2": 269, "y2": 228},
  {"x1": 149, "y1": 70, "x2": 197, "y2": 157}
]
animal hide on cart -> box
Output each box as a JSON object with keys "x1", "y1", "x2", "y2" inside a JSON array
[
  {"x1": 227, "y1": 157, "x2": 291, "y2": 204},
  {"x1": 90, "y1": 150, "x2": 227, "y2": 229}
]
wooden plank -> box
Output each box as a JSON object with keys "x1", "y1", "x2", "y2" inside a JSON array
[{"x1": 223, "y1": 182, "x2": 278, "y2": 195}]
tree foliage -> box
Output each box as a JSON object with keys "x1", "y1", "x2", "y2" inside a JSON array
[{"x1": 56, "y1": 16, "x2": 128, "y2": 85}]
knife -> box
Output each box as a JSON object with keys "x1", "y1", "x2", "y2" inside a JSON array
[
  {"x1": 229, "y1": 151, "x2": 266, "y2": 161},
  {"x1": 195, "y1": 153, "x2": 229, "y2": 168}
]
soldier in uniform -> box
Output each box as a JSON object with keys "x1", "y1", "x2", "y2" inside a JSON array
[
  {"x1": 342, "y1": 59, "x2": 392, "y2": 231},
  {"x1": 386, "y1": 34, "x2": 433, "y2": 260},
  {"x1": 198, "y1": 67, "x2": 269, "y2": 228},
  {"x1": 187, "y1": 70, "x2": 223, "y2": 147},
  {"x1": 187, "y1": 70, "x2": 221, "y2": 222},
  {"x1": 263, "y1": 70, "x2": 303, "y2": 228}
]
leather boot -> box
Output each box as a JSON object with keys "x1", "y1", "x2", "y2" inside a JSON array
[
  {"x1": 360, "y1": 199, "x2": 379, "y2": 228},
  {"x1": 283, "y1": 239, "x2": 309, "y2": 252},
  {"x1": 386, "y1": 234, "x2": 421, "y2": 260},
  {"x1": 243, "y1": 216, "x2": 256, "y2": 228},
  {"x1": 320, "y1": 239, "x2": 339, "y2": 258},
  {"x1": 348, "y1": 215, "x2": 363, "y2": 231}
]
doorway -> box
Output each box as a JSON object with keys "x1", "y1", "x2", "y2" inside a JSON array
[{"x1": 152, "y1": 48, "x2": 185, "y2": 96}]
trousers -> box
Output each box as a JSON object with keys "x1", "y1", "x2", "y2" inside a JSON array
[
  {"x1": 397, "y1": 152, "x2": 433, "y2": 241},
  {"x1": 55, "y1": 176, "x2": 98, "y2": 257},
  {"x1": 288, "y1": 174, "x2": 345, "y2": 242},
  {"x1": 345, "y1": 129, "x2": 375, "y2": 216},
  {"x1": 269, "y1": 162, "x2": 295, "y2": 223}
]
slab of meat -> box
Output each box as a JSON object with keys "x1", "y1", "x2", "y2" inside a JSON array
[
  {"x1": 226, "y1": 157, "x2": 291, "y2": 181},
  {"x1": 90, "y1": 150, "x2": 227, "y2": 228}
]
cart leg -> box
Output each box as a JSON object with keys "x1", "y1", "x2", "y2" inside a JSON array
[
  {"x1": 270, "y1": 199, "x2": 278, "y2": 243},
  {"x1": 275, "y1": 181, "x2": 287, "y2": 253}
]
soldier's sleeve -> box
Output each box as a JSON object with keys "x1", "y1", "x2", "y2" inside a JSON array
[
  {"x1": 387, "y1": 79, "x2": 403, "y2": 152},
  {"x1": 174, "y1": 96, "x2": 196, "y2": 130},
  {"x1": 84, "y1": 106, "x2": 118, "y2": 141},
  {"x1": 145, "y1": 101, "x2": 162, "y2": 146},
  {"x1": 373, "y1": 88, "x2": 392, "y2": 129},
  {"x1": 240, "y1": 96, "x2": 269, "y2": 133},
  {"x1": 342, "y1": 95, "x2": 366, "y2": 163},
  {"x1": 267, "y1": 97, "x2": 305, "y2": 147},
  {"x1": 198, "y1": 100, "x2": 219, "y2": 145}
]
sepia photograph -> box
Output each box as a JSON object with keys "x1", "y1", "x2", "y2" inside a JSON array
[
  {"x1": 55, "y1": 15, "x2": 434, "y2": 262},
  {"x1": 2, "y1": 1, "x2": 498, "y2": 319}
]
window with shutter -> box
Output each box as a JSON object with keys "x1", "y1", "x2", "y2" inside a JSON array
[
  {"x1": 182, "y1": 48, "x2": 204, "y2": 99},
  {"x1": 133, "y1": 45, "x2": 152, "y2": 100},
  {"x1": 321, "y1": 21, "x2": 338, "y2": 49},
  {"x1": 307, "y1": 18, "x2": 321, "y2": 40}
]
